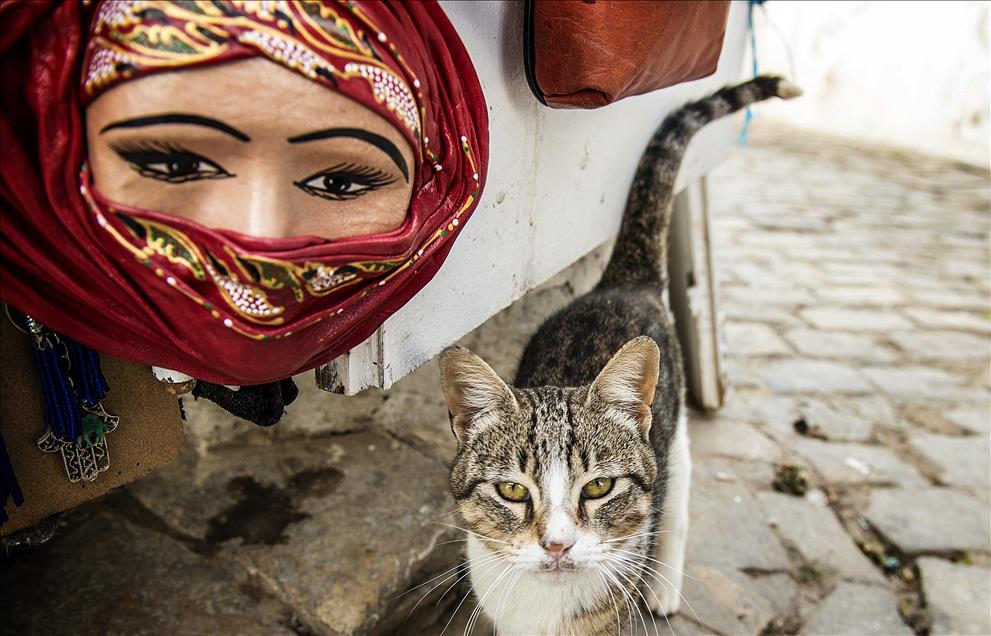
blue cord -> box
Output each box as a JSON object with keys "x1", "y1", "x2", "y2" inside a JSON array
[{"x1": 737, "y1": 0, "x2": 764, "y2": 146}]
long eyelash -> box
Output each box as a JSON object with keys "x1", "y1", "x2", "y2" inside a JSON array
[
  {"x1": 313, "y1": 162, "x2": 396, "y2": 186},
  {"x1": 109, "y1": 140, "x2": 231, "y2": 183},
  {"x1": 294, "y1": 162, "x2": 397, "y2": 201}
]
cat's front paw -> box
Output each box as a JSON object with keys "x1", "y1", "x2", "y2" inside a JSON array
[{"x1": 645, "y1": 578, "x2": 682, "y2": 617}]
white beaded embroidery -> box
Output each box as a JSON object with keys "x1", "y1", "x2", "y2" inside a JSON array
[
  {"x1": 84, "y1": 47, "x2": 133, "y2": 94},
  {"x1": 95, "y1": 0, "x2": 145, "y2": 30},
  {"x1": 209, "y1": 264, "x2": 284, "y2": 318},
  {"x1": 306, "y1": 265, "x2": 357, "y2": 293},
  {"x1": 239, "y1": 30, "x2": 334, "y2": 80},
  {"x1": 344, "y1": 62, "x2": 419, "y2": 134}
]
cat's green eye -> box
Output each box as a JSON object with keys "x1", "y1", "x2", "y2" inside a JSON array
[
  {"x1": 496, "y1": 481, "x2": 530, "y2": 502},
  {"x1": 582, "y1": 477, "x2": 614, "y2": 499}
]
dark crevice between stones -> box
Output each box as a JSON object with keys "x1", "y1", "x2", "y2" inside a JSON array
[
  {"x1": 103, "y1": 489, "x2": 217, "y2": 557},
  {"x1": 760, "y1": 613, "x2": 804, "y2": 636},
  {"x1": 120, "y1": 472, "x2": 339, "y2": 636},
  {"x1": 828, "y1": 493, "x2": 935, "y2": 636},
  {"x1": 237, "y1": 576, "x2": 321, "y2": 636},
  {"x1": 370, "y1": 530, "x2": 467, "y2": 636},
  {"x1": 378, "y1": 426, "x2": 451, "y2": 469}
]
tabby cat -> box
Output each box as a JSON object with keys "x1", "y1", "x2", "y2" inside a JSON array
[{"x1": 439, "y1": 76, "x2": 800, "y2": 636}]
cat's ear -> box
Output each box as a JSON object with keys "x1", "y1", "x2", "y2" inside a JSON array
[
  {"x1": 588, "y1": 336, "x2": 660, "y2": 438},
  {"x1": 438, "y1": 345, "x2": 517, "y2": 443}
]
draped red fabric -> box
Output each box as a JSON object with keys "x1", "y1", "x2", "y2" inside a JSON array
[{"x1": 0, "y1": 0, "x2": 487, "y2": 385}]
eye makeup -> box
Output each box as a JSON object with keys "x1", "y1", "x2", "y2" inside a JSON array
[
  {"x1": 294, "y1": 162, "x2": 397, "y2": 202},
  {"x1": 109, "y1": 140, "x2": 233, "y2": 184}
]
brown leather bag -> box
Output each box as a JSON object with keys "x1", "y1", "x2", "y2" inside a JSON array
[{"x1": 524, "y1": 0, "x2": 732, "y2": 109}]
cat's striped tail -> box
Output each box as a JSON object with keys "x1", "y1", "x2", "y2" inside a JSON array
[{"x1": 597, "y1": 75, "x2": 801, "y2": 289}]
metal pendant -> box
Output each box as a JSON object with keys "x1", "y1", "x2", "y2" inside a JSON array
[{"x1": 37, "y1": 403, "x2": 119, "y2": 483}]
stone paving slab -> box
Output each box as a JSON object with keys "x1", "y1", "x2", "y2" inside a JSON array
[
  {"x1": 795, "y1": 399, "x2": 874, "y2": 442},
  {"x1": 689, "y1": 416, "x2": 783, "y2": 462},
  {"x1": 918, "y1": 557, "x2": 991, "y2": 635},
  {"x1": 903, "y1": 308, "x2": 990, "y2": 334},
  {"x1": 758, "y1": 491, "x2": 884, "y2": 583},
  {"x1": 686, "y1": 458, "x2": 791, "y2": 573},
  {"x1": 866, "y1": 488, "x2": 991, "y2": 554},
  {"x1": 799, "y1": 307, "x2": 914, "y2": 331},
  {"x1": 946, "y1": 408, "x2": 991, "y2": 435},
  {"x1": 909, "y1": 433, "x2": 990, "y2": 487},
  {"x1": 682, "y1": 565, "x2": 794, "y2": 636},
  {"x1": 784, "y1": 328, "x2": 898, "y2": 363},
  {"x1": 129, "y1": 432, "x2": 457, "y2": 636},
  {"x1": 0, "y1": 510, "x2": 297, "y2": 636},
  {"x1": 725, "y1": 322, "x2": 793, "y2": 357},
  {"x1": 794, "y1": 438, "x2": 928, "y2": 486},
  {"x1": 862, "y1": 367, "x2": 968, "y2": 400},
  {"x1": 799, "y1": 582, "x2": 912, "y2": 635},
  {"x1": 889, "y1": 330, "x2": 991, "y2": 361},
  {"x1": 755, "y1": 359, "x2": 873, "y2": 395}
]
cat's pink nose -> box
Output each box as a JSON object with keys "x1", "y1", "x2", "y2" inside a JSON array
[{"x1": 542, "y1": 538, "x2": 575, "y2": 558}]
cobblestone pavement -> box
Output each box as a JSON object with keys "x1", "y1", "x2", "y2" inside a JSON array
[{"x1": 2, "y1": 124, "x2": 988, "y2": 636}]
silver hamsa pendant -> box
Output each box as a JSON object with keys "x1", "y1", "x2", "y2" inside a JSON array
[{"x1": 37, "y1": 403, "x2": 119, "y2": 483}]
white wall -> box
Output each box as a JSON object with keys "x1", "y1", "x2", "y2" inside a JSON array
[{"x1": 750, "y1": 1, "x2": 989, "y2": 166}]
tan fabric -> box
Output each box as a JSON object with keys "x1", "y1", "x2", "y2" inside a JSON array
[
  {"x1": 531, "y1": 0, "x2": 731, "y2": 109},
  {"x1": 1, "y1": 316, "x2": 184, "y2": 535}
]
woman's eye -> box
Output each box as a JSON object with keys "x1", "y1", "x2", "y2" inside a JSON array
[
  {"x1": 581, "y1": 477, "x2": 614, "y2": 500},
  {"x1": 496, "y1": 481, "x2": 531, "y2": 503},
  {"x1": 295, "y1": 163, "x2": 396, "y2": 202},
  {"x1": 110, "y1": 142, "x2": 231, "y2": 184}
]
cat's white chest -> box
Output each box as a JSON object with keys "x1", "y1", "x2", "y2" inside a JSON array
[{"x1": 466, "y1": 537, "x2": 602, "y2": 636}]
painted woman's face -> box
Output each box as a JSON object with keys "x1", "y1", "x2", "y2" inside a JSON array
[{"x1": 86, "y1": 58, "x2": 415, "y2": 240}]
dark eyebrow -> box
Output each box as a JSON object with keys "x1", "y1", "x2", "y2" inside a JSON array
[
  {"x1": 100, "y1": 113, "x2": 251, "y2": 142},
  {"x1": 287, "y1": 127, "x2": 409, "y2": 182}
]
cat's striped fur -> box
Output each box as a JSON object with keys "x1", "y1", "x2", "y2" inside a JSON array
[{"x1": 440, "y1": 76, "x2": 799, "y2": 636}]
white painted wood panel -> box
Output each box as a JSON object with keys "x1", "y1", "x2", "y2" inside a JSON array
[{"x1": 320, "y1": 1, "x2": 749, "y2": 394}]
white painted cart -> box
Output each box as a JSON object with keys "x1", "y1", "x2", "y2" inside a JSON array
[{"x1": 319, "y1": 1, "x2": 750, "y2": 410}]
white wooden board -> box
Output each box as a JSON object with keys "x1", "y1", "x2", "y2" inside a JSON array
[{"x1": 319, "y1": 0, "x2": 749, "y2": 394}]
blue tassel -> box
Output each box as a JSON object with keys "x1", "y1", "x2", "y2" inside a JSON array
[
  {"x1": 0, "y1": 431, "x2": 24, "y2": 524},
  {"x1": 31, "y1": 334, "x2": 81, "y2": 441},
  {"x1": 66, "y1": 339, "x2": 108, "y2": 408}
]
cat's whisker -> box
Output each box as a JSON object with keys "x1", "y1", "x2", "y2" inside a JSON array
[
  {"x1": 592, "y1": 564, "x2": 623, "y2": 636},
  {"x1": 599, "y1": 562, "x2": 640, "y2": 636},
  {"x1": 603, "y1": 530, "x2": 672, "y2": 544},
  {"x1": 609, "y1": 547, "x2": 700, "y2": 582},
  {"x1": 403, "y1": 554, "x2": 506, "y2": 622},
  {"x1": 430, "y1": 537, "x2": 474, "y2": 548},
  {"x1": 434, "y1": 522, "x2": 511, "y2": 545},
  {"x1": 438, "y1": 555, "x2": 506, "y2": 610},
  {"x1": 607, "y1": 555, "x2": 679, "y2": 636},
  {"x1": 494, "y1": 567, "x2": 524, "y2": 629},
  {"x1": 459, "y1": 561, "x2": 513, "y2": 636},
  {"x1": 441, "y1": 559, "x2": 510, "y2": 636},
  {"x1": 465, "y1": 562, "x2": 517, "y2": 636},
  {"x1": 608, "y1": 552, "x2": 702, "y2": 628},
  {"x1": 398, "y1": 550, "x2": 503, "y2": 599},
  {"x1": 609, "y1": 561, "x2": 661, "y2": 636}
]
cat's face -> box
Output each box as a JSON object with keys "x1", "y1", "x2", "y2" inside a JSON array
[{"x1": 440, "y1": 338, "x2": 661, "y2": 579}]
